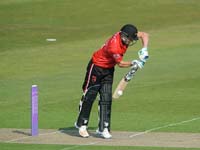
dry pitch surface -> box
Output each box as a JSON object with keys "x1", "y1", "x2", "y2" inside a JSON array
[{"x1": 0, "y1": 128, "x2": 200, "y2": 148}]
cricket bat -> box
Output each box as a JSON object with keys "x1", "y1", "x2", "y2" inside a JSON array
[{"x1": 112, "y1": 62, "x2": 138, "y2": 99}]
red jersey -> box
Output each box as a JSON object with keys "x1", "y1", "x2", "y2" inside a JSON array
[{"x1": 92, "y1": 32, "x2": 127, "y2": 68}]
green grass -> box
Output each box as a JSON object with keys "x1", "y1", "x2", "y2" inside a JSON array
[
  {"x1": 0, "y1": 0, "x2": 200, "y2": 149},
  {"x1": 1, "y1": 143, "x2": 200, "y2": 150}
]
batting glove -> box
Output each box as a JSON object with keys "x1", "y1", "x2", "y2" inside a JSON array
[
  {"x1": 138, "y1": 47, "x2": 149, "y2": 62},
  {"x1": 131, "y1": 60, "x2": 145, "y2": 69}
]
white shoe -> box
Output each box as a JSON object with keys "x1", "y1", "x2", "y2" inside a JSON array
[
  {"x1": 96, "y1": 128, "x2": 112, "y2": 139},
  {"x1": 74, "y1": 122, "x2": 89, "y2": 138},
  {"x1": 79, "y1": 125, "x2": 89, "y2": 138}
]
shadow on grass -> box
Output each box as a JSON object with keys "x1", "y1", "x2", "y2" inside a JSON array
[
  {"x1": 58, "y1": 126, "x2": 98, "y2": 138},
  {"x1": 12, "y1": 130, "x2": 31, "y2": 136}
]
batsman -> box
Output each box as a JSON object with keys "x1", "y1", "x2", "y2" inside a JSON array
[{"x1": 75, "y1": 24, "x2": 149, "y2": 139}]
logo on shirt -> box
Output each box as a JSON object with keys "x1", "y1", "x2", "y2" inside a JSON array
[{"x1": 113, "y1": 54, "x2": 121, "y2": 59}]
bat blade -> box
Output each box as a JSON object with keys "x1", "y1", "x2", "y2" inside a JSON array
[
  {"x1": 112, "y1": 78, "x2": 128, "y2": 99},
  {"x1": 113, "y1": 62, "x2": 139, "y2": 99}
]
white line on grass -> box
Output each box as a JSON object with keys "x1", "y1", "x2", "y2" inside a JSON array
[
  {"x1": 129, "y1": 117, "x2": 200, "y2": 138},
  {"x1": 4, "y1": 116, "x2": 200, "y2": 150},
  {"x1": 6, "y1": 129, "x2": 100, "y2": 148},
  {"x1": 6, "y1": 130, "x2": 60, "y2": 143},
  {"x1": 60, "y1": 116, "x2": 200, "y2": 150},
  {"x1": 60, "y1": 142, "x2": 100, "y2": 150}
]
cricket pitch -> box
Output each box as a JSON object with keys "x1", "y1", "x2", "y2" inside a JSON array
[{"x1": 0, "y1": 128, "x2": 200, "y2": 148}]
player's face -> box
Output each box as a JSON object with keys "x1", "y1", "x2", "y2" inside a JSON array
[
  {"x1": 128, "y1": 39, "x2": 137, "y2": 46},
  {"x1": 121, "y1": 35, "x2": 137, "y2": 46}
]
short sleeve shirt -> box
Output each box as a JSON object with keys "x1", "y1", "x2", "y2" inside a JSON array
[{"x1": 92, "y1": 32, "x2": 128, "y2": 68}]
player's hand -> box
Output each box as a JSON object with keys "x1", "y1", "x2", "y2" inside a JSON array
[
  {"x1": 138, "y1": 47, "x2": 149, "y2": 62},
  {"x1": 131, "y1": 60, "x2": 145, "y2": 69}
]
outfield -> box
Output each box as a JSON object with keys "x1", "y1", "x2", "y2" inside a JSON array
[{"x1": 0, "y1": 0, "x2": 200, "y2": 149}]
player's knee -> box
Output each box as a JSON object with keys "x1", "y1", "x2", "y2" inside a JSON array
[
  {"x1": 84, "y1": 85, "x2": 100, "y2": 103},
  {"x1": 100, "y1": 83, "x2": 112, "y2": 102}
]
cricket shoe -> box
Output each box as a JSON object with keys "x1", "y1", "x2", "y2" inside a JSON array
[
  {"x1": 96, "y1": 128, "x2": 112, "y2": 139},
  {"x1": 74, "y1": 122, "x2": 89, "y2": 138}
]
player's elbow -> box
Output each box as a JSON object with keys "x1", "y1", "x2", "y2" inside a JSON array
[
  {"x1": 117, "y1": 62, "x2": 123, "y2": 68},
  {"x1": 117, "y1": 64, "x2": 124, "y2": 68},
  {"x1": 138, "y1": 32, "x2": 149, "y2": 39}
]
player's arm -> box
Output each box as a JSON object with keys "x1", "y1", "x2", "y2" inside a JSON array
[
  {"x1": 137, "y1": 32, "x2": 149, "y2": 48},
  {"x1": 111, "y1": 51, "x2": 132, "y2": 68},
  {"x1": 117, "y1": 60, "x2": 132, "y2": 68},
  {"x1": 137, "y1": 32, "x2": 149, "y2": 63},
  {"x1": 117, "y1": 60, "x2": 144, "y2": 69}
]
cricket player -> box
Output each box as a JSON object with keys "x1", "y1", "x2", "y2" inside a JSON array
[{"x1": 75, "y1": 24, "x2": 149, "y2": 139}]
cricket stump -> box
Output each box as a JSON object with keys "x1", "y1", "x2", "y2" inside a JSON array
[{"x1": 31, "y1": 85, "x2": 38, "y2": 136}]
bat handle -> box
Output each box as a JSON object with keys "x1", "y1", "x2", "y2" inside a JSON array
[
  {"x1": 131, "y1": 62, "x2": 139, "y2": 70},
  {"x1": 124, "y1": 63, "x2": 138, "y2": 82}
]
